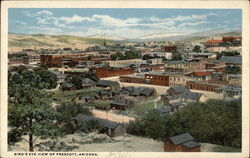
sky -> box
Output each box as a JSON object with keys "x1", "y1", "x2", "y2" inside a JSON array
[{"x1": 9, "y1": 8, "x2": 242, "y2": 39}]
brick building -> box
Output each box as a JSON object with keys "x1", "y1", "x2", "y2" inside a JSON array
[
  {"x1": 40, "y1": 54, "x2": 104, "y2": 67},
  {"x1": 119, "y1": 75, "x2": 146, "y2": 84},
  {"x1": 222, "y1": 36, "x2": 242, "y2": 43},
  {"x1": 90, "y1": 67, "x2": 135, "y2": 78},
  {"x1": 163, "y1": 46, "x2": 177, "y2": 52},
  {"x1": 186, "y1": 71, "x2": 212, "y2": 81},
  {"x1": 186, "y1": 80, "x2": 222, "y2": 92},
  {"x1": 145, "y1": 73, "x2": 170, "y2": 86}
]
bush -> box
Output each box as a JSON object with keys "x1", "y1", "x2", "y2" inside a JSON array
[{"x1": 127, "y1": 99, "x2": 241, "y2": 148}]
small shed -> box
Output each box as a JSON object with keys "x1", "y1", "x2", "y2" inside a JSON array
[
  {"x1": 110, "y1": 95, "x2": 134, "y2": 110},
  {"x1": 164, "y1": 133, "x2": 200, "y2": 152},
  {"x1": 82, "y1": 78, "x2": 96, "y2": 88},
  {"x1": 72, "y1": 113, "x2": 125, "y2": 137},
  {"x1": 96, "y1": 80, "x2": 120, "y2": 91}
]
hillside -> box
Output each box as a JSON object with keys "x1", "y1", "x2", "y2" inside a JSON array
[
  {"x1": 8, "y1": 33, "x2": 126, "y2": 53},
  {"x1": 177, "y1": 30, "x2": 242, "y2": 43}
]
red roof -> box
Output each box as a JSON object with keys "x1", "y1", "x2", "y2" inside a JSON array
[
  {"x1": 187, "y1": 71, "x2": 212, "y2": 77},
  {"x1": 205, "y1": 40, "x2": 223, "y2": 44}
]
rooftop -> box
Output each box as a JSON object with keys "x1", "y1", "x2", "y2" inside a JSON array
[
  {"x1": 219, "y1": 56, "x2": 242, "y2": 65},
  {"x1": 73, "y1": 113, "x2": 120, "y2": 129},
  {"x1": 168, "y1": 133, "x2": 194, "y2": 145}
]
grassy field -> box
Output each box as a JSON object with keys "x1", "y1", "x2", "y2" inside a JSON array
[
  {"x1": 118, "y1": 96, "x2": 164, "y2": 117},
  {"x1": 52, "y1": 87, "x2": 102, "y2": 102},
  {"x1": 212, "y1": 145, "x2": 241, "y2": 152}
]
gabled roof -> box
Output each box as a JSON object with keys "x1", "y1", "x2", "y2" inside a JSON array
[
  {"x1": 62, "y1": 82, "x2": 74, "y2": 88},
  {"x1": 82, "y1": 78, "x2": 95, "y2": 84},
  {"x1": 169, "y1": 102, "x2": 183, "y2": 107},
  {"x1": 155, "y1": 106, "x2": 172, "y2": 114},
  {"x1": 95, "y1": 118, "x2": 120, "y2": 129},
  {"x1": 205, "y1": 40, "x2": 223, "y2": 44},
  {"x1": 182, "y1": 92, "x2": 203, "y2": 101},
  {"x1": 169, "y1": 86, "x2": 190, "y2": 94},
  {"x1": 51, "y1": 71, "x2": 66, "y2": 79},
  {"x1": 111, "y1": 95, "x2": 134, "y2": 106},
  {"x1": 168, "y1": 133, "x2": 194, "y2": 145},
  {"x1": 73, "y1": 113, "x2": 120, "y2": 129},
  {"x1": 97, "y1": 80, "x2": 119, "y2": 87},
  {"x1": 166, "y1": 95, "x2": 179, "y2": 100},
  {"x1": 182, "y1": 141, "x2": 200, "y2": 148},
  {"x1": 219, "y1": 56, "x2": 242, "y2": 65}
]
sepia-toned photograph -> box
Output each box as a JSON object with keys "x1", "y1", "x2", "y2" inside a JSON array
[{"x1": 1, "y1": 1, "x2": 249, "y2": 158}]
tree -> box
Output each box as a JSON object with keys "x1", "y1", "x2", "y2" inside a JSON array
[
  {"x1": 110, "y1": 52, "x2": 125, "y2": 60},
  {"x1": 34, "y1": 69, "x2": 58, "y2": 89},
  {"x1": 70, "y1": 75, "x2": 82, "y2": 89},
  {"x1": 171, "y1": 50, "x2": 182, "y2": 61},
  {"x1": 216, "y1": 52, "x2": 223, "y2": 60},
  {"x1": 225, "y1": 65, "x2": 241, "y2": 74},
  {"x1": 142, "y1": 54, "x2": 154, "y2": 60},
  {"x1": 69, "y1": 72, "x2": 99, "y2": 89},
  {"x1": 55, "y1": 102, "x2": 92, "y2": 134},
  {"x1": 8, "y1": 85, "x2": 60, "y2": 151},
  {"x1": 9, "y1": 66, "x2": 58, "y2": 90},
  {"x1": 193, "y1": 45, "x2": 202, "y2": 52}
]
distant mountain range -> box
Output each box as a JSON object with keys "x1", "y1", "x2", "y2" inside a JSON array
[
  {"x1": 8, "y1": 29, "x2": 241, "y2": 52},
  {"x1": 130, "y1": 29, "x2": 242, "y2": 42},
  {"x1": 77, "y1": 29, "x2": 242, "y2": 42}
]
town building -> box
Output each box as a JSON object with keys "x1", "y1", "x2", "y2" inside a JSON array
[
  {"x1": 219, "y1": 56, "x2": 242, "y2": 66},
  {"x1": 90, "y1": 66, "x2": 135, "y2": 78},
  {"x1": 165, "y1": 61, "x2": 206, "y2": 73},
  {"x1": 205, "y1": 40, "x2": 223, "y2": 47},
  {"x1": 161, "y1": 86, "x2": 205, "y2": 111},
  {"x1": 51, "y1": 71, "x2": 67, "y2": 84},
  {"x1": 114, "y1": 86, "x2": 156, "y2": 98},
  {"x1": 154, "y1": 106, "x2": 172, "y2": 115},
  {"x1": 164, "y1": 133, "x2": 201, "y2": 152},
  {"x1": 221, "y1": 84, "x2": 242, "y2": 97},
  {"x1": 186, "y1": 71, "x2": 212, "y2": 81},
  {"x1": 186, "y1": 80, "x2": 222, "y2": 93},
  {"x1": 73, "y1": 114, "x2": 125, "y2": 137},
  {"x1": 40, "y1": 54, "x2": 107, "y2": 67},
  {"x1": 145, "y1": 73, "x2": 170, "y2": 86},
  {"x1": 81, "y1": 78, "x2": 96, "y2": 89},
  {"x1": 169, "y1": 74, "x2": 190, "y2": 87},
  {"x1": 150, "y1": 51, "x2": 172, "y2": 60},
  {"x1": 147, "y1": 58, "x2": 163, "y2": 65},
  {"x1": 163, "y1": 46, "x2": 177, "y2": 52},
  {"x1": 103, "y1": 59, "x2": 142, "y2": 67},
  {"x1": 119, "y1": 74, "x2": 146, "y2": 84},
  {"x1": 96, "y1": 80, "x2": 120, "y2": 91},
  {"x1": 139, "y1": 64, "x2": 165, "y2": 72},
  {"x1": 110, "y1": 96, "x2": 134, "y2": 110}
]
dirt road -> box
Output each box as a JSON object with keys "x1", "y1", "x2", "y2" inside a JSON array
[{"x1": 92, "y1": 109, "x2": 135, "y2": 124}]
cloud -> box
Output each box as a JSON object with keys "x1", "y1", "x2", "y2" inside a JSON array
[
  {"x1": 22, "y1": 10, "x2": 53, "y2": 17},
  {"x1": 178, "y1": 21, "x2": 209, "y2": 27},
  {"x1": 15, "y1": 20, "x2": 27, "y2": 25},
  {"x1": 37, "y1": 10, "x2": 53, "y2": 16},
  {"x1": 59, "y1": 14, "x2": 94, "y2": 24},
  {"x1": 18, "y1": 10, "x2": 230, "y2": 39}
]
